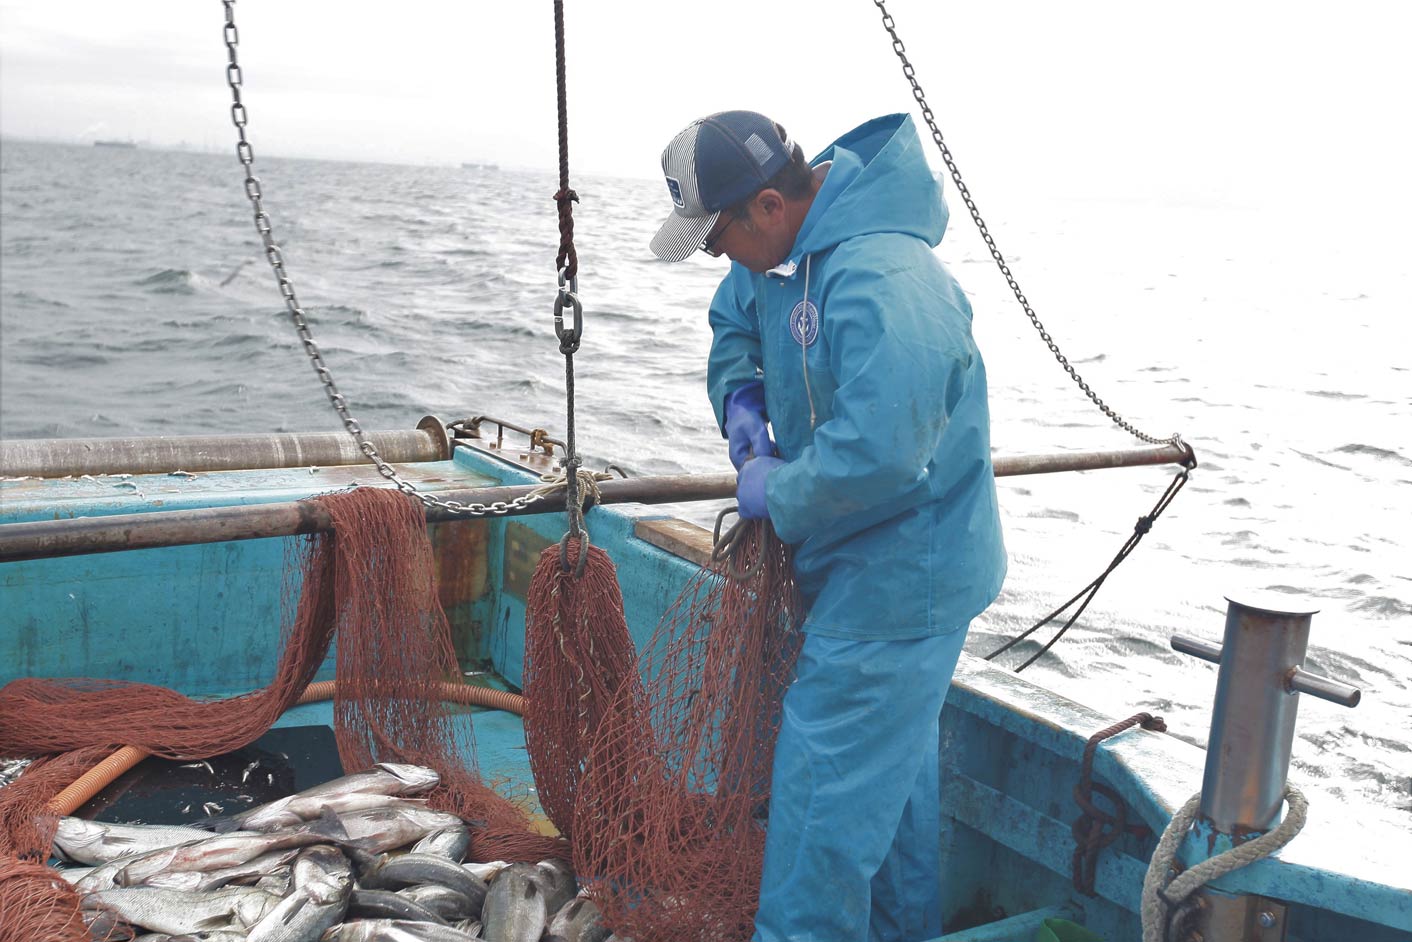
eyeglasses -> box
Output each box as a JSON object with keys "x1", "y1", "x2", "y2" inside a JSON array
[{"x1": 700, "y1": 215, "x2": 736, "y2": 257}]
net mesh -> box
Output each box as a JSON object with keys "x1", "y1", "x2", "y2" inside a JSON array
[
  {"x1": 0, "y1": 487, "x2": 562, "y2": 940},
  {"x1": 523, "y1": 535, "x2": 639, "y2": 843},
  {"x1": 570, "y1": 522, "x2": 803, "y2": 942},
  {"x1": 0, "y1": 488, "x2": 801, "y2": 942}
]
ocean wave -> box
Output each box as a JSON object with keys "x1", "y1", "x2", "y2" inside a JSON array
[
  {"x1": 8, "y1": 290, "x2": 70, "y2": 309},
  {"x1": 136, "y1": 268, "x2": 207, "y2": 294},
  {"x1": 1351, "y1": 596, "x2": 1412, "y2": 618},
  {"x1": 1335, "y1": 443, "x2": 1410, "y2": 466}
]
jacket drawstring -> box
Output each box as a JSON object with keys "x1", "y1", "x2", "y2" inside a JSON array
[{"x1": 801, "y1": 253, "x2": 817, "y2": 430}]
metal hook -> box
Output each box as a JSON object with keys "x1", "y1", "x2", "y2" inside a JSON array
[
  {"x1": 559, "y1": 528, "x2": 591, "y2": 579},
  {"x1": 711, "y1": 506, "x2": 765, "y2": 581}
]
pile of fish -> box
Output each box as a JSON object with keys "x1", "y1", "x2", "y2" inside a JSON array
[{"x1": 50, "y1": 763, "x2": 621, "y2": 942}]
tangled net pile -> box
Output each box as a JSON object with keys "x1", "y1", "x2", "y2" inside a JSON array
[
  {"x1": 0, "y1": 487, "x2": 802, "y2": 942},
  {"x1": 563, "y1": 524, "x2": 804, "y2": 942},
  {"x1": 0, "y1": 487, "x2": 562, "y2": 941}
]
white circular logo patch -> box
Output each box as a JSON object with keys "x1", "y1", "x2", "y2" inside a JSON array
[{"x1": 789, "y1": 299, "x2": 819, "y2": 347}]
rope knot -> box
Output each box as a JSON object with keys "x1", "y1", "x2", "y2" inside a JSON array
[
  {"x1": 1140, "y1": 714, "x2": 1167, "y2": 733},
  {"x1": 553, "y1": 187, "x2": 580, "y2": 205},
  {"x1": 1134, "y1": 515, "x2": 1154, "y2": 535}
]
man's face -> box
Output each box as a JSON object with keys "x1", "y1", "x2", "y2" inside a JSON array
[{"x1": 701, "y1": 190, "x2": 792, "y2": 274}]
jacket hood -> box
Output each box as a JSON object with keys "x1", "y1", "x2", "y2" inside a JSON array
[{"x1": 790, "y1": 113, "x2": 948, "y2": 261}]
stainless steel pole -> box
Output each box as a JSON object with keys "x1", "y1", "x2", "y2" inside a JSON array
[{"x1": 1200, "y1": 598, "x2": 1316, "y2": 833}]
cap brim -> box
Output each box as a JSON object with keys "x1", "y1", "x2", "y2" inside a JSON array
[{"x1": 650, "y1": 209, "x2": 720, "y2": 263}]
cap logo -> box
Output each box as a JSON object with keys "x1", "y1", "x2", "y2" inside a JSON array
[
  {"x1": 665, "y1": 176, "x2": 685, "y2": 208},
  {"x1": 789, "y1": 299, "x2": 819, "y2": 347}
]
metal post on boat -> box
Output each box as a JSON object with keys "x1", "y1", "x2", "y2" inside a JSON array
[{"x1": 1170, "y1": 598, "x2": 1361, "y2": 941}]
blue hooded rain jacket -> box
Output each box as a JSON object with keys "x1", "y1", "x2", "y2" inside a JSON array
[{"x1": 707, "y1": 113, "x2": 1007, "y2": 640}]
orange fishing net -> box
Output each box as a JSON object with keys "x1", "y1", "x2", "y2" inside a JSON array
[
  {"x1": 523, "y1": 535, "x2": 638, "y2": 843},
  {"x1": 568, "y1": 522, "x2": 804, "y2": 942},
  {"x1": 0, "y1": 489, "x2": 802, "y2": 942},
  {"x1": 0, "y1": 487, "x2": 561, "y2": 940}
]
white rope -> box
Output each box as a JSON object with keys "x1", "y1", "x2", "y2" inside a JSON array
[
  {"x1": 1141, "y1": 785, "x2": 1308, "y2": 942},
  {"x1": 529, "y1": 467, "x2": 612, "y2": 509}
]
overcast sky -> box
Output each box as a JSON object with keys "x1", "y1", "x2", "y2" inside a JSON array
[{"x1": 2, "y1": 0, "x2": 1410, "y2": 212}]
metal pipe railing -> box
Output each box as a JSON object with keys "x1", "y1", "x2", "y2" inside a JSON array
[
  {"x1": 0, "y1": 443, "x2": 1192, "y2": 564},
  {"x1": 0, "y1": 419, "x2": 452, "y2": 478}
]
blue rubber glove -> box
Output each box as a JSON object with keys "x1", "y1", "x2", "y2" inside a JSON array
[
  {"x1": 723, "y1": 381, "x2": 775, "y2": 471},
  {"x1": 737, "y1": 455, "x2": 785, "y2": 521}
]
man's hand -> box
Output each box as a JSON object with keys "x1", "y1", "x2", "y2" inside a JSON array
[
  {"x1": 724, "y1": 381, "x2": 775, "y2": 470},
  {"x1": 737, "y1": 455, "x2": 785, "y2": 520}
]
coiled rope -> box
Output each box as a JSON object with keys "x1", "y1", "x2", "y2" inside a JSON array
[{"x1": 1141, "y1": 786, "x2": 1308, "y2": 942}]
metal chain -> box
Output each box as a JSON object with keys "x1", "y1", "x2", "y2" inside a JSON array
[
  {"x1": 219, "y1": 0, "x2": 542, "y2": 516},
  {"x1": 871, "y1": 0, "x2": 1179, "y2": 447}
]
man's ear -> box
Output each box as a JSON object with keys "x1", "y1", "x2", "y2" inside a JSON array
[{"x1": 753, "y1": 188, "x2": 786, "y2": 225}]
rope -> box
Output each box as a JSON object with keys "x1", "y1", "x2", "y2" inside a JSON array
[
  {"x1": 552, "y1": 0, "x2": 578, "y2": 282},
  {"x1": 986, "y1": 463, "x2": 1192, "y2": 671},
  {"x1": 529, "y1": 468, "x2": 612, "y2": 508},
  {"x1": 1141, "y1": 786, "x2": 1308, "y2": 942},
  {"x1": 1071, "y1": 712, "x2": 1167, "y2": 896}
]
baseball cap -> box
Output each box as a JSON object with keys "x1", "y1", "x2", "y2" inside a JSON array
[{"x1": 650, "y1": 110, "x2": 794, "y2": 262}]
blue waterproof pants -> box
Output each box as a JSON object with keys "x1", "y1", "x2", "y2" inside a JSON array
[{"x1": 752, "y1": 627, "x2": 968, "y2": 942}]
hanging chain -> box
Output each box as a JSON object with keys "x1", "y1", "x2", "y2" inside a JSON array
[
  {"x1": 871, "y1": 0, "x2": 1180, "y2": 448},
  {"x1": 220, "y1": 0, "x2": 542, "y2": 516}
]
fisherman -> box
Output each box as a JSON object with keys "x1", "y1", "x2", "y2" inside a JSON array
[{"x1": 649, "y1": 111, "x2": 1007, "y2": 942}]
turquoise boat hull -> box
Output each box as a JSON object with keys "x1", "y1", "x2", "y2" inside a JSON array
[{"x1": 2, "y1": 437, "x2": 1408, "y2": 941}]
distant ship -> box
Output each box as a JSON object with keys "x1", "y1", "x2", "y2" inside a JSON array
[
  {"x1": 93, "y1": 140, "x2": 137, "y2": 149},
  {"x1": 461, "y1": 160, "x2": 498, "y2": 170}
]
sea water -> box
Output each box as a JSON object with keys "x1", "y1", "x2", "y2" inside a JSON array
[{"x1": 2, "y1": 139, "x2": 1408, "y2": 829}]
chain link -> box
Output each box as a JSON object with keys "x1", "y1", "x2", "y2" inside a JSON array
[
  {"x1": 219, "y1": 0, "x2": 544, "y2": 516},
  {"x1": 871, "y1": 0, "x2": 1178, "y2": 447}
]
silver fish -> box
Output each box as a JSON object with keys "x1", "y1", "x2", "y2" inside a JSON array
[
  {"x1": 56, "y1": 864, "x2": 94, "y2": 884},
  {"x1": 331, "y1": 804, "x2": 467, "y2": 854},
  {"x1": 360, "y1": 851, "x2": 488, "y2": 915},
  {"x1": 399, "y1": 883, "x2": 480, "y2": 922},
  {"x1": 545, "y1": 897, "x2": 610, "y2": 942},
  {"x1": 532, "y1": 859, "x2": 577, "y2": 918},
  {"x1": 141, "y1": 846, "x2": 300, "y2": 892},
  {"x1": 480, "y1": 863, "x2": 547, "y2": 942},
  {"x1": 255, "y1": 869, "x2": 294, "y2": 896},
  {"x1": 351, "y1": 888, "x2": 452, "y2": 925},
  {"x1": 244, "y1": 863, "x2": 350, "y2": 942},
  {"x1": 81, "y1": 885, "x2": 280, "y2": 935},
  {"x1": 235, "y1": 791, "x2": 432, "y2": 834},
  {"x1": 54, "y1": 817, "x2": 228, "y2": 865},
  {"x1": 212, "y1": 763, "x2": 439, "y2": 832},
  {"x1": 453, "y1": 920, "x2": 483, "y2": 939},
  {"x1": 463, "y1": 861, "x2": 509, "y2": 883},
  {"x1": 323, "y1": 920, "x2": 483, "y2": 941},
  {"x1": 411, "y1": 824, "x2": 471, "y2": 862},
  {"x1": 292, "y1": 843, "x2": 352, "y2": 889},
  {"x1": 116, "y1": 814, "x2": 346, "y2": 886}
]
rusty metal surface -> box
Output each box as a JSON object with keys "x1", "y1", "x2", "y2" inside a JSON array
[
  {"x1": 502, "y1": 521, "x2": 552, "y2": 601},
  {"x1": 0, "y1": 427, "x2": 449, "y2": 478}
]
